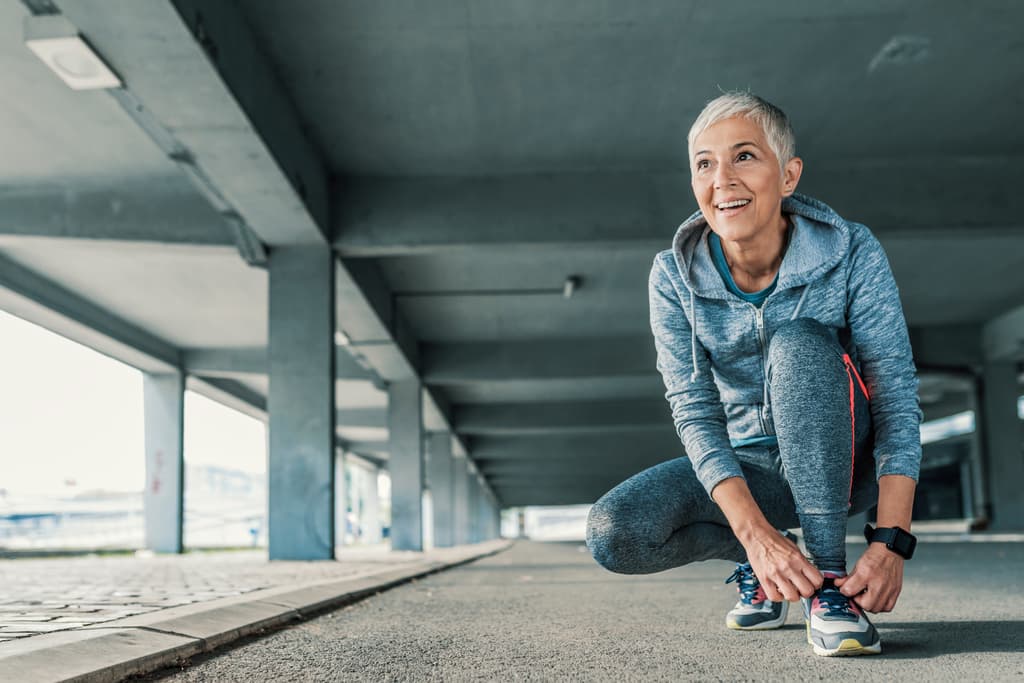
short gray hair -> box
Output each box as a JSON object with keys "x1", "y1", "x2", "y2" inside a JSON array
[{"x1": 687, "y1": 92, "x2": 795, "y2": 169}]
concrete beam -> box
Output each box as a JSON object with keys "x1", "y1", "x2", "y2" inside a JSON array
[
  {"x1": 55, "y1": 0, "x2": 329, "y2": 246},
  {"x1": 982, "y1": 303, "x2": 1024, "y2": 362},
  {"x1": 0, "y1": 253, "x2": 179, "y2": 373},
  {"x1": 454, "y1": 399, "x2": 668, "y2": 436},
  {"x1": 182, "y1": 346, "x2": 377, "y2": 382},
  {"x1": 185, "y1": 376, "x2": 267, "y2": 422},
  {"x1": 471, "y1": 431, "x2": 680, "y2": 464},
  {"x1": 0, "y1": 184, "x2": 234, "y2": 246},
  {"x1": 334, "y1": 174, "x2": 673, "y2": 256},
  {"x1": 183, "y1": 347, "x2": 266, "y2": 378},
  {"x1": 423, "y1": 337, "x2": 656, "y2": 384},
  {"x1": 334, "y1": 163, "x2": 1024, "y2": 256},
  {"x1": 336, "y1": 408, "x2": 387, "y2": 429},
  {"x1": 493, "y1": 486, "x2": 613, "y2": 508},
  {"x1": 344, "y1": 440, "x2": 390, "y2": 457}
]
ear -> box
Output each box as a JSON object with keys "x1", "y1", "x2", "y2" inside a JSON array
[{"x1": 781, "y1": 157, "x2": 803, "y2": 197}]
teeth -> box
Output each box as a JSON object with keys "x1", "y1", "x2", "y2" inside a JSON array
[{"x1": 717, "y1": 199, "x2": 750, "y2": 209}]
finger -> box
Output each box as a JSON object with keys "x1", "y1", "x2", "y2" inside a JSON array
[
  {"x1": 790, "y1": 573, "x2": 817, "y2": 599},
  {"x1": 778, "y1": 582, "x2": 799, "y2": 603},
  {"x1": 761, "y1": 581, "x2": 784, "y2": 603},
  {"x1": 853, "y1": 592, "x2": 875, "y2": 612},
  {"x1": 838, "y1": 573, "x2": 867, "y2": 597},
  {"x1": 801, "y1": 565, "x2": 824, "y2": 591}
]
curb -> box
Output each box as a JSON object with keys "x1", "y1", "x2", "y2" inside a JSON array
[{"x1": 0, "y1": 539, "x2": 512, "y2": 683}]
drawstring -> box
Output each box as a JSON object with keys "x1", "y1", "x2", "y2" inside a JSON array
[
  {"x1": 790, "y1": 285, "x2": 809, "y2": 320},
  {"x1": 690, "y1": 289, "x2": 700, "y2": 382}
]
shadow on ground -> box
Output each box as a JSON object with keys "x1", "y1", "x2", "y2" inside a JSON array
[{"x1": 880, "y1": 620, "x2": 1024, "y2": 658}]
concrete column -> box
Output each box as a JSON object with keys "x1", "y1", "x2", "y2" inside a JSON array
[
  {"x1": 452, "y1": 454, "x2": 469, "y2": 545},
  {"x1": 427, "y1": 432, "x2": 455, "y2": 548},
  {"x1": 143, "y1": 372, "x2": 184, "y2": 553},
  {"x1": 479, "y1": 490, "x2": 489, "y2": 540},
  {"x1": 490, "y1": 496, "x2": 501, "y2": 539},
  {"x1": 980, "y1": 362, "x2": 1024, "y2": 530},
  {"x1": 334, "y1": 449, "x2": 347, "y2": 547},
  {"x1": 966, "y1": 383, "x2": 990, "y2": 524},
  {"x1": 268, "y1": 246, "x2": 336, "y2": 560},
  {"x1": 492, "y1": 495, "x2": 499, "y2": 538},
  {"x1": 363, "y1": 465, "x2": 382, "y2": 544},
  {"x1": 468, "y1": 469, "x2": 480, "y2": 543},
  {"x1": 388, "y1": 379, "x2": 424, "y2": 550}
]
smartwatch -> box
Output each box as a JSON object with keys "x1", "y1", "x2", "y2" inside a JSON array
[{"x1": 863, "y1": 524, "x2": 917, "y2": 560}]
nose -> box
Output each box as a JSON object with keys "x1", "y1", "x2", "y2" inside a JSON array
[{"x1": 713, "y1": 160, "x2": 736, "y2": 189}]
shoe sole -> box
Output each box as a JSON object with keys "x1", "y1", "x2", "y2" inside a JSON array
[
  {"x1": 726, "y1": 601, "x2": 789, "y2": 630},
  {"x1": 805, "y1": 620, "x2": 882, "y2": 656}
]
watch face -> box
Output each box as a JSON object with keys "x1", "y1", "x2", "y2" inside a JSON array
[
  {"x1": 867, "y1": 525, "x2": 916, "y2": 559},
  {"x1": 892, "y1": 530, "x2": 916, "y2": 559}
]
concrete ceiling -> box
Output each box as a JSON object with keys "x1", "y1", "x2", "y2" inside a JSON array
[{"x1": 1, "y1": 0, "x2": 1022, "y2": 507}]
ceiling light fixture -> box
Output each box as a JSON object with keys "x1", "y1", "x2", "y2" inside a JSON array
[
  {"x1": 24, "y1": 15, "x2": 121, "y2": 90},
  {"x1": 563, "y1": 276, "x2": 581, "y2": 299}
]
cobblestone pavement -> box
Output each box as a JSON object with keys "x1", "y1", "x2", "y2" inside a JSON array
[{"x1": 0, "y1": 547, "x2": 424, "y2": 643}]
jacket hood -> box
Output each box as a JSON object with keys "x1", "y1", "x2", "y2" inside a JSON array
[{"x1": 671, "y1": 192, "x2": 851, "y2": 299}]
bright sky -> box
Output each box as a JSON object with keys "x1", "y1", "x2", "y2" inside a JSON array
[{"x1": 0, "y1": 309, "x2": 265, "y2": 497}]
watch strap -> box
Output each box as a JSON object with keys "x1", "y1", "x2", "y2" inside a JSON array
[{"x1": 863, "y1": 524, "x2": 917, "y2": 560}]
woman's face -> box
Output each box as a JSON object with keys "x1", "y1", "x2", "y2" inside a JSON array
[{"x1": 690, "y1": 116, "x2": 802, "y2": 244}]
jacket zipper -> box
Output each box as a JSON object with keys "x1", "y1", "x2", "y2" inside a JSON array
[{"x1": 752, "y1": 304, "x2": 772, "y2": 435}]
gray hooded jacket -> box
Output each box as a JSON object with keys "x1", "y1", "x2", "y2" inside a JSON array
[{"x1": 649, "y1": 192, "x2": 922, "y2": 497}]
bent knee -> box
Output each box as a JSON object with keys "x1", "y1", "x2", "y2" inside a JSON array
[
  {"x1": 585, "y1": 502, "x2": 646, "y2": 574},
  {"x1": 768, "y1": 318, "x2": 841, "y2": 367},
  {"x1": 770, "y1": 317, "x2": 833, "y2": 350}
]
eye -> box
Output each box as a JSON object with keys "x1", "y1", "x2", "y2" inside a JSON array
[
  {"x1": 695, "y1": 159, "x2": 710, "y2": 171},
  {"x1": 736, "y1": 151, "x2": 754, "y2": 162}
]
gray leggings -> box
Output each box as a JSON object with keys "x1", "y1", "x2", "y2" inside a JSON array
[{"x1": 586, "y1": 318, "x2": 878, "y2": 575}]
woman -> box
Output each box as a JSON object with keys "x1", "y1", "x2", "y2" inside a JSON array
[{"x1": 586, "y1": 92, "x2": 921, "y2": 657}]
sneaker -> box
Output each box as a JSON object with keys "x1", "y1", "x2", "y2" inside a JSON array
[
  {"x1": 724, "y1": 530, "x2": 797, "y2": 631},
  {"x1": 802, "y1": 576, "x2": 882, "y2": 656},
  {"x1": 724, "y1": 562, "x2": 788, "y2": 630}
]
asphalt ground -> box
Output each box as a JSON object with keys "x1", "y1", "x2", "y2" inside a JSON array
[{"x1": 143, "y1": 540, "x2": 1024, "y2": 681}]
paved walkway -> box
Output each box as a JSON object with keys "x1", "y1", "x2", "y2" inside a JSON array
[
  {"x1": 0, "y1": 541, "x2": 509, "y2": 681},
  {"x1": 147, "y1": 540, "x2": 1022, "y2": 681},
  {"x1": 0, "y1": 547, "x2": 435, "y2": 641}
]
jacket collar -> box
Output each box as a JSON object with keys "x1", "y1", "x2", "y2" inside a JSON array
[{"x1": 671, "y1": 192, "x2": 850, "y2": 300}]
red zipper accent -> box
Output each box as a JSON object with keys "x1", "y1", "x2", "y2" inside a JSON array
[
  {"x1": 841, "y1": 355, "x2": 859, "y2": 507},
  {"x1": 843, "y1": 354, "x2": 870, "y2": 400}
]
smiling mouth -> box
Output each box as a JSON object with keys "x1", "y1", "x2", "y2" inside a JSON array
[{"x1": 716, "y1": 199, "x2": 751, "y2": 210}]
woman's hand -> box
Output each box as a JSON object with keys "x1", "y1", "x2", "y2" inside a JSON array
[
  {"x1": 834, "y1": 544, "x2": 904, "y2": 612},
  {"x1": 744, "y1": 528, "x2": 822, "y2": 602},
  {"x1": 712, "y1": 477, "x2": 822, "y2": 602},
  {"x1": 835, "y1": 475, "x2": 915, "y2": 613}
]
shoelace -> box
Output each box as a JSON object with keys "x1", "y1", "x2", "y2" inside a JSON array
[
  {"x1": 724, "y1": 563, "x2": 761, "y2": 604},
  {"x1": 816, "y1": 587, "x2": 857, "y2": 619}
]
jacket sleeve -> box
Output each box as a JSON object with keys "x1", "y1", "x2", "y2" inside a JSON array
[
  {"x1": 649, "y1": 255, "x2": 743, "y2": 497},
  {"x1": 845, "y1": 225, "x2": 922, "y2": 481}
]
